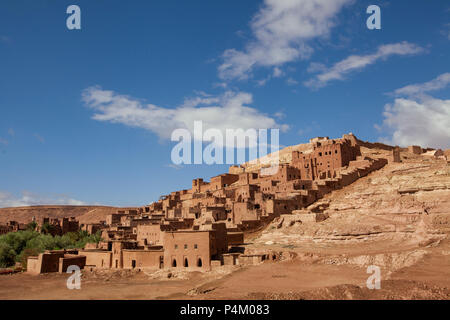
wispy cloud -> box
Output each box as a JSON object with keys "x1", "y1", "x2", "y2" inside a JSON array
[
  {"x1": 0, "y1": 191, "x2": 86, "y2": 208},
  {"x1": 286, "y1": 77, "x2": 299, "y2": 86},
  {"x1": 34, "y1": 133, "x2": 45, "y2": 144},
  {"x1": 165, "y1": 164, "x2": 184, "y2": 170},
  {"x1": 0, "y1": 138, "x2": 8, "y2": 146},
  {"x1": 218, "y1": 0, "x2": 353, "y2": 81},
  {"x1": 0, "y1": 35, "x2": 10, "y2": 43},
  {"x1": 379, "y1": 73, "x2": 450, "y2": 149},
  {"x1": 392, "y1": 72, "x2": 450, "y2": 97},
  {"x1": 82, "y1": 86, "x2": 289, "y2": 146},
  {"x1": 441, "y1": 23, "x2": 450, "y2": 40},
  {"x1": 7, "y1": 128, "x2": 15, "y2": 137},
  {"x1": 305, "y1": 42, "x2": 424, "y2": 89}
]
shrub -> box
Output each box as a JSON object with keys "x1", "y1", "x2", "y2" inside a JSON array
[
  {"x1": 0, "y1": 242, "x2": 16, "y2": 268},
  {"x1": 17, "y1": 247, "x2": 41, "y2": 269},
  {"x1": 0, "y1": 229, "x2": 103, "y2": 267}
]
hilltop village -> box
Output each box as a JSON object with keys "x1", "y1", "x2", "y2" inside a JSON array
[{"x1": 15, "y1": 133, "x2": 446, "y2": 274}]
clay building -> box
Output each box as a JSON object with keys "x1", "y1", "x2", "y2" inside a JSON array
[
  {"x1": 291, "y1": 137, "x2": 361, "y2": 180},
  {"x1": 81, "y1": 222, "x2": 105, "y2": 235},
  {"x1": 163, "y1": 222, "x2": 228, "y2": 271},
  {"x1": 27, "y1": 250, "x2": 86, "y2": 274},
  {"x1": 0, "y1": 224, "x2": 11, "y2": 235},
  {"x1": 38, "y1": 217, "x2": 79, "y2": 236}
]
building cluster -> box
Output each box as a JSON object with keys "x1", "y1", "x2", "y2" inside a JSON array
[
  {"x1": 0, "y1": 217, "x2": 79, "y2": 237},
  {"x1": 24, "y1": 133, "x2": 426, "y2": 274},
  {"x1": 38, "y1": 217, "x2": 80, "y2": 236},
  {"x1": 0, "y1": 220, "x2": 27, "y2": 235}
]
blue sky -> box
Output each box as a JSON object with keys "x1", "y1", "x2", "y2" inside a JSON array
[{"x1": 0, "y1": 0, "x2": 449, "y2": 207}]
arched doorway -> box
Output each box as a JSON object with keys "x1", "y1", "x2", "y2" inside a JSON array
[
  {"x1": 172, "y1": 259, "x2": 177, "y2": 267},
  {"x1": 184, "y1": 258, "x2": 189, "y2": 267},
  {"x1": 197, "y1": 258, "x2": 202, "y2": 267}
]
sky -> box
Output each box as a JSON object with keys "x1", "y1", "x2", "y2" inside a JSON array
[{"x1": 0, "y1": 0, "x2": 449, "y2": 207}]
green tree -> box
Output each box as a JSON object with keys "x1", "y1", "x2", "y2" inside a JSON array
[
  {"x1": 0, "y1": 229, "x2": 103, "y2": 268},
  {"x1": 17, "y1": 247, "x2": 40, "y2": 269},
  {"x1": 0, "y1": 242, "x2": 16, "y2": 268},
  {"x1": 40, "y1": 222, "x2": 56, "y2": 235},
  {"x1": 26, "y1": 221, "x2": 38, "y2": 231}
]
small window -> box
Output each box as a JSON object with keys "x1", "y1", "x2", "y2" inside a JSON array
[
  {"x1": 174, "y1": 244, "x2": 178, "y2": 249},
  {"x1": 194, "y1": 244, "x2": 198, "y2": 249},
  {"x1": 184, "y1": 244, "x2": 188, "y2": 249}
]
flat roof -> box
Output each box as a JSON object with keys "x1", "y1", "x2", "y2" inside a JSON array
[
  {"x1": 123, "y1": 249, "x2": 164, "y2": 252},
  {"x1": 165, "y1": 229, "x2": 211, "y2": 234}
]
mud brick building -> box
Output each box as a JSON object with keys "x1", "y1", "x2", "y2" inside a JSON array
[
  {"x1": 27, "y1": 249, "x2": 86, "y2": 274},
  {"x1": 37, "y1": 217, "x2": 79, "y2": 236}
]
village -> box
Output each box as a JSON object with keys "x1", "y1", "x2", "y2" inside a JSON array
[{"x1": 2, "y1": 133, "x2": 446, "y2": 276}]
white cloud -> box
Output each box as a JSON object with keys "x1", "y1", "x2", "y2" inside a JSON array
[
  {"x1": 305, "y1": 42, "x2": 424, "y2": 88},
  {"x1": 34, "y1": 133, "x2": 45, "y2": 144},
  {"x1": 213, "y1": 82, "x2": 228, "y2": 89},
  {"x1": 392, "y1": 72, "x2": 450, "y2": 97},
  {"x1": 82, "y1": 86, "x2": 288, "y2": 144},
  {"x1": 218, "y1": 0, "x2": 353, "y2": 81},
  {"x1": 306, "y1": 62, "x2": 327, "y2": 73},
  {"x1": 380, "y1": 73, "x2": 450, "y2": 149},
  {"x1": 441, "y1": 23, "x2": 450, "y2": 40},
  {"x1": 274, "y1": 111, "x2": 286, "y2": 119},
  {"x1": 381, "y1": 97, "x2": 450, "y2": 149},
  {"x1": 256, "y1": 76, "x2": 271, "y2": 87},
  {"x1": 0, "y1": 191, "x2": 85, "y2": 208},
  {"x1": 286, "y1": 77, "x2": 299, "y2": 86},
  {"x1": 273, "y1": 67, "x2": 284, "y2": 78}
]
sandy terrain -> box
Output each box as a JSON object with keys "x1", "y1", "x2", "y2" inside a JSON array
[{"x1": 0, "y1": 237, "x2": 448, "y2": 300}]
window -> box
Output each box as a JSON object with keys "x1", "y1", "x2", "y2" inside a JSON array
[
  {"x1": 174, "y1": 244, "x2": 178, "y2": 249},
  {"x1": 319, "y1": 152, "x2": 322, "y2": 156},
  {"x1": 184, "y1": 244, "x2": 188, "y2": 249},
  {"x1": 132, "y1": 260, "x2": 136, "y2": 269},
  {"x1": 194, "y1": 244, "x2": 198, "y2": 249},
  {"x1": 197, "y1": 258, "x2": 202, "y2": 267}
]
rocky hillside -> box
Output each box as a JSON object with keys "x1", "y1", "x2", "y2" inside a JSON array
[{"x1": 255, "y1": 148, "x2": 449, "y2": 246}]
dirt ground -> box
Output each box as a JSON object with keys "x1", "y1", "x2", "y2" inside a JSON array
[{"x1": 0, "y1": 237, "x2": 448, "y2": 300}]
